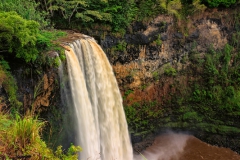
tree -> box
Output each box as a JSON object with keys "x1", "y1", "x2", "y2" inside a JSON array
[
  {"x1": 37, "y1": 0, "x2": 137, "y2": 31},
  {"x1": 103, "y1": 0, "x2": 137, "y2": 31},
  {"x1": 0, "y1": 11, "x2": 40, "y2": 62},
  {"x1": 48, "y1": 0, "x2": 88, "y2": 24},
  {"x1": 0, "y1": 0, "x2": 49, "y2": 28},
  {"x1": 37, "y1": 0, "x2": 112, "y2": 25}
]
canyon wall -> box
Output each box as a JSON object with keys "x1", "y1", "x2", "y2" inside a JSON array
[
  {"x1": 3, "y1": 4, "x2": 239, "y2": 153},
  {"x1": 85, "y1": 5, "x2": 240, "y2": 152}
]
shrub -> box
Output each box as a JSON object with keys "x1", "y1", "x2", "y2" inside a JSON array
[
  {"x1": 0, "y1": 60, "x2": 22, "y2": 110},
  {"x1": 164, "y1": 65, "x2": 177, "y2": 76},
  {"x1": 0, "y1": 11, "x2": 40, "y2": 63},
  {"x1": 0, "y1": 0, "x2": 49, "y2": 28},
  {"x1": 0, "y1": 112, "x2": 81, "y2": 159},
  {"x1": 202, "y1": 0, "x2": 236, "y2": 7},
  {"x1": 124, "y1": 101, "x2": 162, "y2": 132}
]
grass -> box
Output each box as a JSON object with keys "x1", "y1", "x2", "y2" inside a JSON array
[{"x1": 0, "y1": 111, "x2": 81, "y2": 159}]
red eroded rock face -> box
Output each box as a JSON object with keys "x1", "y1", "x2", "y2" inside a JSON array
[{"x1": 135, "y1": 133, "x2": 240, "y2": 160}]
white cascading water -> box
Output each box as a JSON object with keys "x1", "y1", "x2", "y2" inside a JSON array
[{"x1": 61, "y1": 36, "x2": 133, "y2": 160}]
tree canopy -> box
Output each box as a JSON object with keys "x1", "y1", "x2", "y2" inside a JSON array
[
  {"x1": 202, "y1": 0, "x2": 237, "y2": 7},
  {"x1": 0, "y1": 0, "x2": 48, "y2": 28},
  {"x1": 0, "y1": 11, "x2": 40, "y2": 62}
]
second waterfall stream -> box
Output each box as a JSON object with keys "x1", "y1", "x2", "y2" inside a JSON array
[{"x1": 59, "y1": 34, "x2": 133, "y2": 160}]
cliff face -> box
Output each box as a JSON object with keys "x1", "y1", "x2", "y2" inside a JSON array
[
  {"x1": 108, "y1": 10, "x2": 229, "y2": 108},
  {"x1": 103, "y1": 10, "x2": 229, "y2": 91},
  {"x1": 101, "y1": 10, "x2": 229, "y2": 110},
  {"x1": 84, "y1": 6, "x2": 240, "y2": 152},
  {"x1": 4, "y1": 5, "x2": 239, "y2": 153}
]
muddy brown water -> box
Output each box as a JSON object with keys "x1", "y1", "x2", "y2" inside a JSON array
[{"x1": 134, "y1": 133, "x2": 240, "y2": 160}]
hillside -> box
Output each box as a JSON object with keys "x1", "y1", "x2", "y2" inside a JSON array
[{"x1": 0, "y1": 0, "x2": 240, "y2": 158}]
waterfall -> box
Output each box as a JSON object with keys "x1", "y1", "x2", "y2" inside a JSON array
[{"x1": 60, "y1": 36, "x2": 133, "y2": 160}]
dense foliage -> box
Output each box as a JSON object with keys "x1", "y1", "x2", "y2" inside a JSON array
[
  {"x1": 36, "y1": 0, "x2": 138, "y2": 32},
  {"x1": 0, "y1": 11, "x2": 40, "y2": 62},
  {"x1": 125, "y1": 39, "x2": 240, "y2": 138},
  {"x1": 0, "y1": 0, "x2": 49, "y2": 28},
  {"x1": 0, "y1": 0, "x2": 240, "y2": 157},
  {"x1": 34, "y1": 0, "x2": 239, "y2": 31},
  {"x1": 1, "y1": 0, "x2": 238, "y2": 37},
  {"x1": 0, "y1": 112, "x2": 81, "y2": 159},
  {"x1": 184, "y1": 44, "x2": 240, "y2": 120},
  {"x1": 0, "y1": 61, "x2": 22, "y2": 110},
  {"x1": 202, "y1": 0, "x2": 237, "y2": 7}
]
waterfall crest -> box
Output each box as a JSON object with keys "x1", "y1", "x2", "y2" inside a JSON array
[{"x1": 60, "y1": 36, "x2": 133, "y2": 160}]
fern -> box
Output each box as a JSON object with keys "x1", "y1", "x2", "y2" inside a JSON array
[
  {"x1": 158, "y1": 0, "x2": 167, "y2": 9},
  {"x1": 157, "y1": 0, "x2": 182, "y2": 19},
  {"x1": 192, "y1": 0, "x2": 207, "y2": 13},
  {"x1": 84, "y1": 10, "x2": 103, "y2": 20},
  {"x1": 76, "y1": 10, "x2": 112, "y2": 23},
  {"x1": 75, "y1": 12, "x2": 94, "y2": 22},
  {"x1": 167, "y1": 0, "x2": 182, "y2": 19}
]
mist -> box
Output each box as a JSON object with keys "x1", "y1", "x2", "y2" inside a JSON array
[{"x1": 134, "y1": 131, "x2": 189, "y2": 160}]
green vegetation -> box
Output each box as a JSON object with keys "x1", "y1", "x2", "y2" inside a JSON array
[
  {"x1": 0, "y1": 0, "x2": 240, "y2": 157},
  {"x1": 160, "y1": 0, "x2": 183, "y2": 19},
  {"x1": 124, "y1": 41, "x2": 240, "y2": 138},
  {"x1": 136, "y1": 0, "x2": 206, "y2": 22},
  {"x1": 125, "y1": 89, "x2": 134, "y2": 96},
  {"x1": 36, "y1": 30, "x2": 67, "y2": 64},
  {"x1": 111, "y1": 41, "x2": 127, "y2": 54},
  {"x1": 152, "y1": 70, "x2": 159, "y2": 80},
  {"x1": 0, "y1": 11, "x2": 40, "y2": 63},
  {"x1": 189, "y1": 45, "x2": 240, "y2": 116},
  {"x1": 0, "y1": 59, "x2": 82, "y2": 158},
  {"x1": 202, "y1": 0, "x2": 237, "y2": 7},
  {"x1": 164, "y1": 64, "x2": 177, "y2": 76},
  {"x1": 31, "y1": 0, "x2": 239, "y2": 33},
  {"x1": 123, "y1": 89, "x2": 134, "y2": 100},
  {"x1": 0, "y1": 60, "x2": 22, "y2": 110},
  {"x1": 0, "y1": 11, "x2": 65, "y2": 64},
  {"x1": 0, "y1": 112, "x2": 81, "y2": 159},
  {"x1": 0, "y1": 0, "x2": 49, "y2": 28},
  {"x1": 0, "y1": 2, "x2": 68, "y2": 157},
  {"x1": 35, "y1": 0, "x2": 137, "y2": 32},
  {"x1": 170, "y1": 43, "x2": 240, "y2": 135},
  {"x1": 124, "y1": 101, "x2": 163, "y2": 133},
  {"x1": 151, "y1": 35, "x2": 162, "y2": 46},
  {"x1": 0, "y1": 0, "x2": 236, "y2": 39}
]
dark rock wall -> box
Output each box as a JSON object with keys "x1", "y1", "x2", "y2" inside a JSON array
[
  {"x1": 84, "y1": 6, "x2": 240, "y2": 152},
  {"x1": 3, "y1": 5, "x2": 239, "y2": 153}
]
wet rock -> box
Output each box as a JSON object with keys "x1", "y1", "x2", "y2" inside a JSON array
[
  {"x1": 48, "y1": 51, "x2": 59, "y2": 58},
  {"x1": 174, "y1": 32, "x2": 184, "y2": 39},
  {"x1": 32, "y1": 73, "x2": 55, "y2": 108},
  {"x1": 161, "y1": 34, "x2": 168, "y2": 41},
  {"x1": 146, "y1": 46, "x2": 160, "y2": 60},
  {"x1": 132, "y1": 133, "x2": 155, "y2": 154},
  {"x1": 209, "y1": 18, "x2": 222, "y2": 25},
  {"x1": 125, "y1": 33, "x2": 150, "y2": 45},
  {"x1": 189, "y1": 30, "x2": 200, "y2": 39},
  {"x1": 101, "y1": 35, "x2": 118, "y2": 48},
  {"x1": 131, "y1": 134, "x2": 142, "y2": 144},
  {"x1": 132, "y1": 21, "x2": 147, "y2": 32}
]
